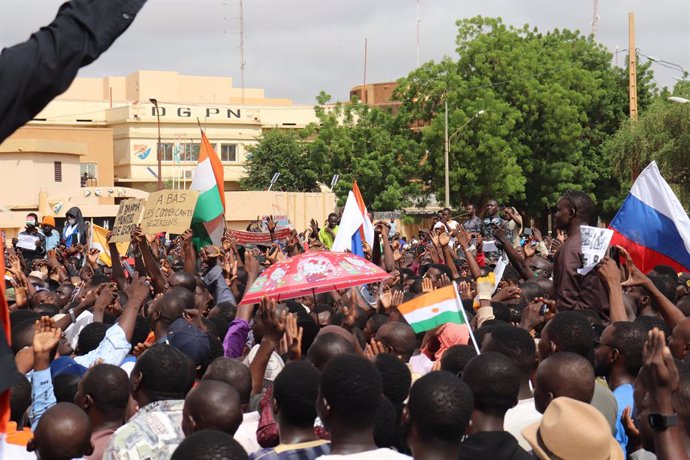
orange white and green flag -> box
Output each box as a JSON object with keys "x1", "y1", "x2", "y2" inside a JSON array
[
  {"x1": 398, "y1": 285, "x2": 465, "y2": 334},
  {"x1": 190, "y1": 130, "x2": 226, "y2": 248}
]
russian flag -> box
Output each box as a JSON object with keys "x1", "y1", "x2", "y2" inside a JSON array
[
  {"x1": 609, "y1": 161, "x2": 690, "y2": 273},
  {"x1": 331, "y1": 181, "x2": 375, "y2": 256}
]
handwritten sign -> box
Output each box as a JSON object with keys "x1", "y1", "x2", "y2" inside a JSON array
[
  {"x1": 111, "y1": 199, "x2": 145, "y2": 243},
  {"x1": 140, "y1": 190, "x2": 199, "y2": 235},
  {"x1": 228, "y1": 228, "x2": 291, "y2": 245},
  {"x1": 16, "y1": 233, "x2": 39, "y2": 251}
]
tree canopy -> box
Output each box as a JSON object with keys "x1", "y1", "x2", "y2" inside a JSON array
[
  {"x1": 603, "y1": 80, "x2": 690, "y2": 209},
  {"x1": 394, "y1": 16, "x2": 656, "y2": 217},
  {"x1": 242, "y1": 16, "x2": 661, "y2": 217}
]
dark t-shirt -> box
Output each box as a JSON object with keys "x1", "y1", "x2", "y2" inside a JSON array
[
  {"x1": 552, "y1": 228, "x2": 611, "y2": 322},
  {"x1": 458, "y1": 431, "x2": 532, "y2": 460}
]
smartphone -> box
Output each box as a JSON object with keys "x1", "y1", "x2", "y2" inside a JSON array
[
  {"x1": 539, "y1": 303, "x2": 549, "y2": 316},
  {"x1": 609, "y1": 246, "x2": 622, "y2": 269},
  {"x1": 523, "y1": 228, "x2": 533, "y2": 237}
]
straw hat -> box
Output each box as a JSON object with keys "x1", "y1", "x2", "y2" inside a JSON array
[{"x1": 522, "y1": 397, "x2": 624, "y2": 460}]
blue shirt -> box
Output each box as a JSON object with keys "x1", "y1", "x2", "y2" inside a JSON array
[
  {"x1": 29, "y1": 369, "x2": 55, "y2": 431},
  {"x1": 613, "y1": 383, "x2": 634, "y2": 454},
  {"x1": 43, "y1": 229, "x2": 60, "y2": 250}
]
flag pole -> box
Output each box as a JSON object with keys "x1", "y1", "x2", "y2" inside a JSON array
[{"x1": 453, "y1": 281, "x2": 480, "y2": 354}]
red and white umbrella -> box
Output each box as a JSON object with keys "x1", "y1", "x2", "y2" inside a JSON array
[{"x1": 239, "y1": 251, "x2": 390, "y2": 305}]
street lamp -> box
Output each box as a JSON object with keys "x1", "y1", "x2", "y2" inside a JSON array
[
  {"x1": 444, "y1": 104, "x2": 485, "y2": 207},
  {"x1": 149, "y1": 97, "x2": 163, "y2": 191},
  {"x1": 669, "y1": 96, "x2": 690, "y2": 104}
]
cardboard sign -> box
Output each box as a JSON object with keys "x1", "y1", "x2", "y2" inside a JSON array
[
  {"x1": 111, "y1": 199, "x2": 145, "y2": 243},
  {"x1": 140, "y1": 190, "x2": 199, "y2": 235},
  {"x1": 228, "y1": 228, "x2": 292, "y2": 245},
  {"x1": 16, "y1": 233, "x2": 39, "y2": 250}
]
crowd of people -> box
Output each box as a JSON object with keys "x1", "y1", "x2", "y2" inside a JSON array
[{"x1": 3, "y1": 189, "x2": 690, "y2": 460}]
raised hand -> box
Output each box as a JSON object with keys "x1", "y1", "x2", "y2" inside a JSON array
[
  {"x1": 123, "y1": 273, "x2": 151, "y2": 305},
  {"x1": 379, "y1": 288, "x2": 393, "y2": 310},
  {"x1": 618, "y1": 246, "x2": 650, "y2": 288},
  {"x1": 181, "y1": 229, "x2": 194, "y2": 245},
  {"x1": 492, "y1": 285, "x2": 522, "y2": 302},
  {"x1": 422, "y1": 277, "x2": 434, "y2": 293},
  {"x1": 641, "y1": 328, "x2": 680, "y2": 395},
  {"x1": 438, "y1": 231, "x2": 451, "y2": 247},
  {"x1": 391, "y1": 290, "x2": 404, "y2": 308},
  {"x1": 130, "y1": 225, "x2": 146, "y2": 244},
  {"x1": 87, "y1": 248, "x2": 101, "y2": 267},
  {"x1": 244, "y1": 251, "x2": 260, "y2": 278},
  {"x1": 94, "y1": 283, "x2": 118, "y2": 312},
  {"x1": 437, "y1": 273, "x2": 452, "y2": 288},
  {"x1": 284, "y1": 313, "x2": 303, "y2": 361},
  {"x1": 532, "y1": 227, "x2": 543, "y2": 242},
  {"x1": 266, "y1": 215, "x2": 277, "y2": 233},
  {"x1": 365, "y1": 339, "x2": 388, "y2": 361},
  {"x1": 596, "y1": 256, "x2": 622, "y2": 286},
  {"x1": 457, "y1": 281, "x2": 473, "y2": 301},
  {"x1": 260, "y1": 297, "x2": 287, "y2": 342},
  {"x1": 7, "y1": 254, "x2": 21, "y2": 274},
  {"x1": 33, "y1": 317, "x2": 61, "y2": 355}
]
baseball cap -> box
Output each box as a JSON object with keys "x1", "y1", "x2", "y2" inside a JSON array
[
  {"x1": 167, "y1": 318, "x2": 211, "y2": 366},
  {"x1": 50, "y1": 356, "x2": 88, "y2": 378}
]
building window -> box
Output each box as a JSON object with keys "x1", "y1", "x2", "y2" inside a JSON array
[
  {"x1": 220, "y1": 144, "x2": 237, "y2": 162},
  {"x1": 54, "y1": 161, "x2": 62, "y2": 182},
  {"x1": 80, "y1": 162, "x2": 97, "y2": 186}
]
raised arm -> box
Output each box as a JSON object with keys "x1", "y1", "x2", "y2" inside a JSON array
[{"x1": 0, "y1": 0, "x2": 148, "y2": 142}]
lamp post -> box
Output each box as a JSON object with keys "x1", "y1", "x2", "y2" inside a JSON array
[
  {"x1": 149, "y1": 97, "x2": 163, "y2": 191},
  {"x1": 443, "y1": 106, "x2": 485, "y2": 207}
]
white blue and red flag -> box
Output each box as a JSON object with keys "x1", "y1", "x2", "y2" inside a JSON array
[
  {"x1": 332, "y1": 181, "x2": 375, "y2": 256},
  {"x1": 609, "y1": 161, "x2": 690, "y2": 273}
]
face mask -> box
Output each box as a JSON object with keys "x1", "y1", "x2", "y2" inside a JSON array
[{"x1": 68, "y1": 218, "x2": 77, "y2": 225}]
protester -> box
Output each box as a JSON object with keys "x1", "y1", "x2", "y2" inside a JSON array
[
  {"x1": 3, "y1": 184, "x2": 689, "y2": 460},
  {"x1": 459, "y1": 352, "x2": 531, "y2": 459},
  {"x1": 103, "y1": 344, "x2": 195, "y2": 459},
  {"x1": 16, "y1": 213, "x2": 46, "y2": 262}
]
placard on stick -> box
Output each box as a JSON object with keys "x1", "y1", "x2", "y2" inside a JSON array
[
  {"x1": 140, "y1": 190, "x2": 199, "y2": 235},
  {"x1": 111, "y1": 199, "x2": 145, "y2": 243}
]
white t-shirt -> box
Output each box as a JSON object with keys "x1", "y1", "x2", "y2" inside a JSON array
[
  {"x1": 235, "y1": 411, "x2": 261, "y2": 454},
  {"x1": 318, "y1": 448, "x2": 411, "y2": 459},
  {"x1": 504, "y1": 398, "x2": 542, "y2": 450}
]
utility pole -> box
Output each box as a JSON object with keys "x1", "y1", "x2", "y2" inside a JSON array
[
  {"x1": 628, "y1": 12, "x2": 638, "y2": 121},
  {"x1": 239, "y1": 0, "x2": 246, "y2": 104},
  {"x1": 628, "y1": 12, "x2": 639, "y2": 180},
  {"x1": 362, "y1": 38, "x2": 368, "y2": 103},
  {"x1": 591, "y1": 0, "x2": 600, "y2": 37},
  {"x1": 444, "y1": 100, "x2": 449, "y2": 208}
]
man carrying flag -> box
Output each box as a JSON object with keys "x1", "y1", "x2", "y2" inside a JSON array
[
  {"x1": 331, "y1": 181, "x2": 374, "y2": 256},
  {"x1": 190, "y1": 130, "x2": 226, "y2": 248},
  {"x1": 609, "y1": 161, "x2": 690, "y2": 273}
]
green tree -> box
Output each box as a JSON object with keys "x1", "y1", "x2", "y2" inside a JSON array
[
  {"x1": 603, "y1": 80, "x2": 690, "y2": 209},
  {"x1": 240, "y1": 129, "x2": 320, "y2": 192},
  {"x1": 395, "y1": 16, "x2": 656, "y2": 217},
  {"x1": 304, "y1": 92, "x2": 425, "y2": 210}
]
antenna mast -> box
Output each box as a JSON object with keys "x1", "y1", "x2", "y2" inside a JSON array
[
  {"x1": 239, "y1": 0, "x2": 246, "y2": 103},
  {"x1": 591, "y1": 0, "x2": 600, "y2": 37},
  {"x1": 416, "y1": 0, "x2": 421, "y2": 67}
]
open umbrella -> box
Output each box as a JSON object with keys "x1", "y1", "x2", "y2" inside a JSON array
[{"x1": 239, "y1": 251, "x2": 390, "y2": 305}]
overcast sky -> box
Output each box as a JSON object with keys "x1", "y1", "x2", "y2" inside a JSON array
[{"x1": 2, "y1": 0, "x2": 688, "y2": 104}]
